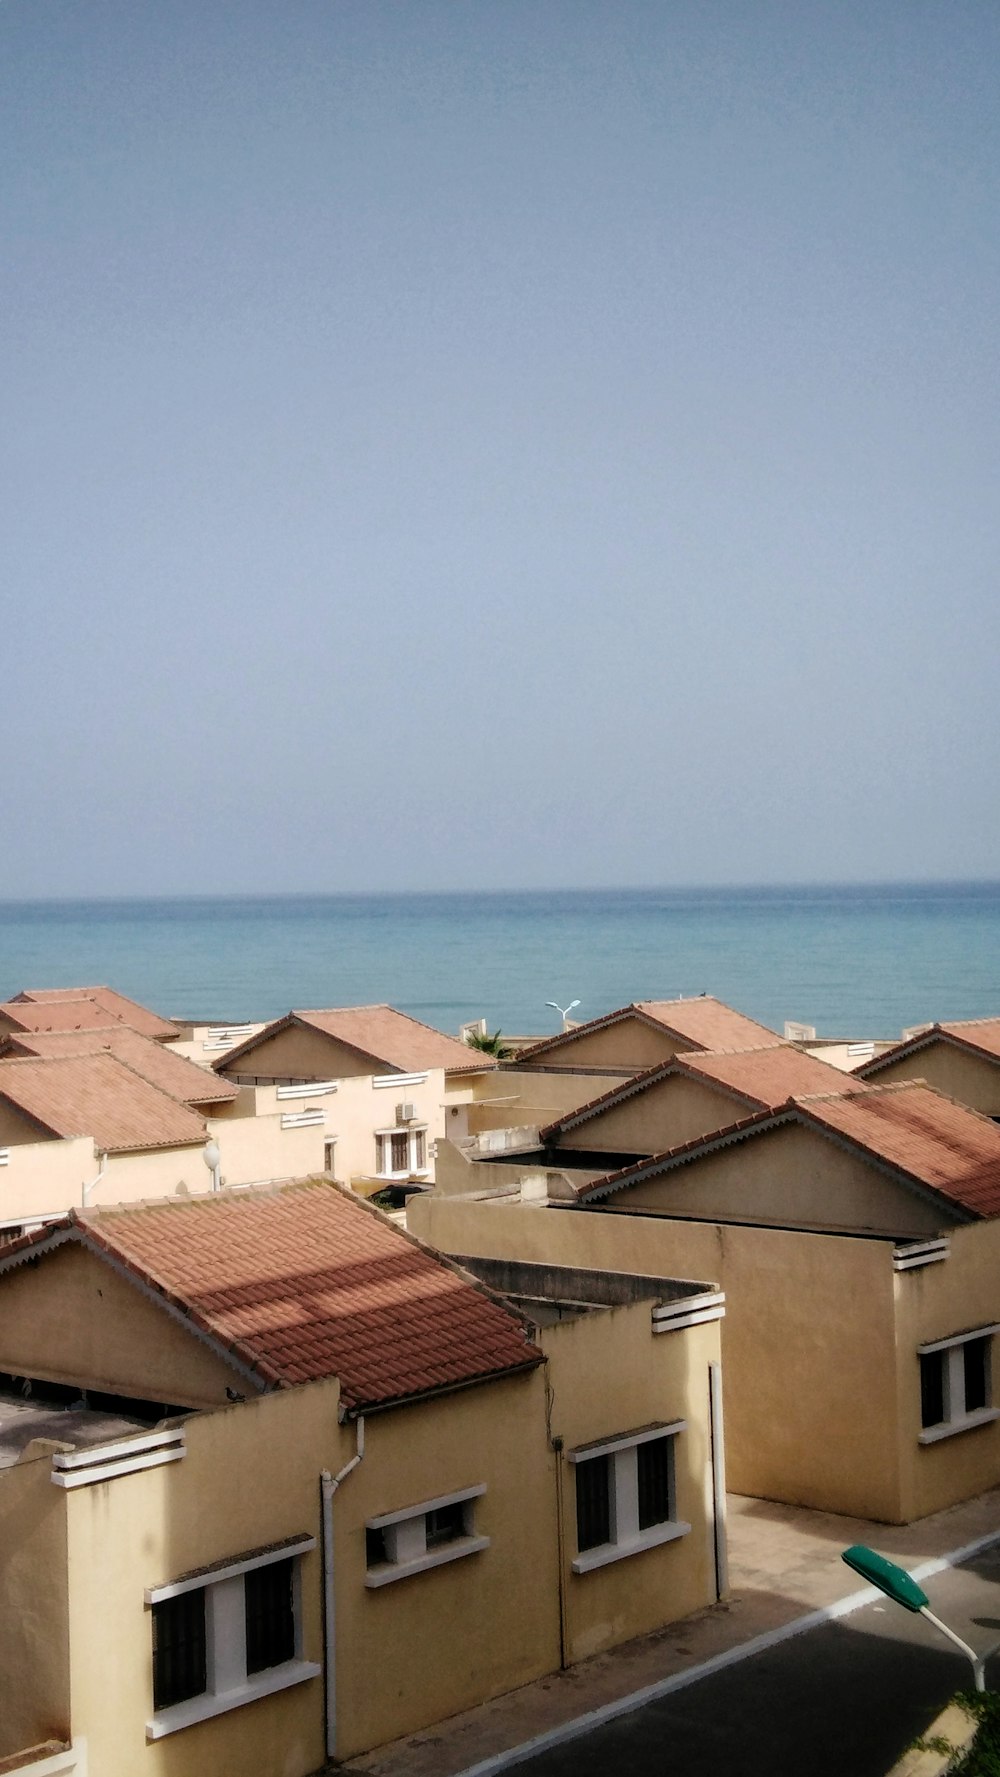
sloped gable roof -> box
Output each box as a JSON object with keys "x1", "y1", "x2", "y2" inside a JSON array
[
  {"x1": 541, "y1": 1043, "x2": 859, "y2": 1142},
  {"x1": 857, "y1": 1018, "x2": 1000, "y2": 1078},
  {"x1": 215, "y1": 1004, "x2": 489, "y2": 1076},
  {"x1": 0, "y1": 1181, "x2": 542, "y2": 1412},
  {"x1": 0, "y1": 1026, "x2": 237, "y2": 1107},
  {"x1": 3, "y1": 986, "x2": 179, "y2": 1042},
  {"x1": 516, "y1": 997, "x2": 779, "y2": 1066},
  {"x1": 576, "y1": 1082, "x2": 1000, "y2": 1222},
  {"x1": 0, "y1": 1053, "x2": 207, "y2": 1152}
]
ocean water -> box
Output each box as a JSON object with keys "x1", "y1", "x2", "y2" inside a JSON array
[{"x1": 0, "y1": 883, "x2": 998, "y2": 1041}]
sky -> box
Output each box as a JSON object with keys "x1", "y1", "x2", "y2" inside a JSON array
[{"x1": 3, "y1": 0, "x2": 999, "y2": 896}]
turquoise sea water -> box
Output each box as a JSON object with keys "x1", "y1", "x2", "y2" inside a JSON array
[{"x1": 0, "y1": 884, "x2": 998, "y2": 1041}]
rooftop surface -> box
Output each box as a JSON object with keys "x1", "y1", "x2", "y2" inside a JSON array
[
  {"x1": 0, "y1": 1052, "x2": 208, "y2": 1152},
  {"x1": 0, "y1": 1025, "x2": 237, "y2": 1106},
  {"x1": 576, "y1": 1081, "x2": 1000, "y2": 1220},
  {"x1": 858, "y1": 1017, "x2": 1000, "y2": 1075},
  {"x1": 5, "y1": 985, "x2": 179, "y2": 1041},
  {"x1": 0, "y1": 1180, "x2": 543, "y2": 1411},
  {"x1": 0, "y1": 1387, "x2": 151, "y2": 1469},
  {"x1": 216, "y1": 1004, "x2": 492, "y2": 1076},
  {"x1": 516, "y1": 996, "x2": 780, "y2": 1065},
  {"x1": 542, "y1": 1042, "x2": 861, "y2": 1140}
]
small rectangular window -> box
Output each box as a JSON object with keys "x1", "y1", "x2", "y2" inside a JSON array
[
  {"x1": 152, "y1": 1590, "x2": 207, "y2": 1711},
  {"x1": 425, "y1": 1500, "x2": 466, "y2": 1548},
  {"x1": 920, "y1": 1351, "x2": 945, "y2": 1429},
  {"x1": 637, "y1": 1436, "x2": 673, "y2": 1530},
  {"x1": 575, "y1": 1453, "x2": 611, "y2": 1552},
  {"x1": 244, "y1": 1558, "x2": 295, "y2": 1675},
  {"x1": 965, "y1": 1338, "x2": 989, "y2": 1414}
]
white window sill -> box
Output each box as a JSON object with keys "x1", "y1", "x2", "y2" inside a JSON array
[
  {"x1": 365, "y1": 1534, "x2": 490, "y2": 1587},
  {"x1": 919, "y1": 1407, "x2": 1000, "y2": 1445},
  {"x1": 146, "y1": 1658, "x2": 321, "y2": 1739},
  {"x1": 572, "y1": 1520, "x2": 691, "y2": 1574}
]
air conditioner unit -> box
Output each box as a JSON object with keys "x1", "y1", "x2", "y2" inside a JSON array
[{"x1": 396, "y1": 1102, "x2": 417, "y2": 1125}]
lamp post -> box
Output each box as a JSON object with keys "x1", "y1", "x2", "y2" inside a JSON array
[
  {"x1": 842, "y1": 1544, "x2": 992, "y2": 1691},
  {"x1": 545, "y1": 999, "x2": 580, "y2": 1031}
]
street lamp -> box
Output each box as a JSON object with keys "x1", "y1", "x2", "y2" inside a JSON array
[
  {"x1": 842, "y1": 1544, "x2": 992, "y2": 1691},
  {"x1": 202, "y1": 1139, "x2": 222, "y2": 1194},
  {"x1": 546, "y1": 999, "x2": 580, "y2": 1031}
]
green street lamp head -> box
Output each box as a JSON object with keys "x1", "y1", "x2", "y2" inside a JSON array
[{"x1": 842, "y1": 1545, "x2": 930, "y2": 1614}]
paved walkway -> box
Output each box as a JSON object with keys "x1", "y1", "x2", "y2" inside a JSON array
[{"x1": 342, "y1": 1487, "x2": 1000, "y2": 1777}]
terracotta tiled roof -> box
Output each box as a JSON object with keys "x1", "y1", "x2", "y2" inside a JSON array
[
  {"x1": 541, "y1": 1043, "x2": 858, "y2": 1141},
  {"x1": 0, "y1": 1053, "x2": 207, "y2": 1152},
  {"x1": 3, "y1": 987, "x2": 179, "y2": 1042},
  {"x1": 2, "y1": 1181, "x2": 542, "y2": 1410},
  {"x1": 857, "y1": 1018, "x2": 1000, "y2": 1077},
  {"x1": 0, "y1": 1027, "x2": 238, "y2": 1107},
  {"x1": 516, "y1": 997, "x2": 779, "y2": 1065},
  {"x1": 576, "y1": 1082, "x2": 1000, "y2": 1221},
  {"x1": 216, "y1": 1005, "x2": 491, "y2": 1076}
]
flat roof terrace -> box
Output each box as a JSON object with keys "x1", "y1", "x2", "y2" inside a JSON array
[{"x1": 452, "y1": 1255, "x2": 724, "y2": 1331}]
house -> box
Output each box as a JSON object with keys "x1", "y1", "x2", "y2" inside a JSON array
[
  {"x1": 513, "y1": 996, "x2": 781, "y2": 1073},
  {"x1": 854, "y1": 1017, "x2": 1000, "y2": 1118},
  {"x1": 0, "y1": 1052, "x2": 326, "y2": 1234},
  {"x1": 0, "y1": 1027, "x2": 239, "y2": 1114},
  {"x1": 213, "y1": 1005, "x2": 496, "y2": 1190},
  {"x1": 410, "y1": 1080, "x2": 1000, "y2": 1525},
  {"x1": 0, "y1": 987, "x2": 180, "y2": 1043},
  {"x1": 0, "y1": 1179, "x2": 724, "y2": 1775},
  {"x1": 536, "y1": 1042, "x2": 862, "y2": 1169}
]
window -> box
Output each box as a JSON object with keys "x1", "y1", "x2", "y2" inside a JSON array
[
  {"x1": 365, "y1": 1485, "x2": 489, "y2": 1587},
  {"x1": 375, "y1": 1127, "x2": 428, "y2": 1177},
  {"x1": 569, "y1": 1422, "x2": 689, "y2": 1573},
  {"x1": 918, "y1": 1325, "x2": 1000, "y2": 1444},
  {"x1": 146, "y1": 1537, "x2": 319, "y2": 1739}
]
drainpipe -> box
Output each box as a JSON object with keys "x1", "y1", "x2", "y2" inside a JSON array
[
  {"x1": 552, "y1": 1435, "x2": 568, "y2": 1670},
  {"x1": 81, "y1": 1152, "x2": 108, "y2": 1207},
  {"x1": 320, "y1": 1415, "x2": 365, "y2": 1762}
]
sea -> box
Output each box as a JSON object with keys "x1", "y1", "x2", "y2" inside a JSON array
[{"x1": 1, "y1": 882, "x2": 999, "y2": 1043}]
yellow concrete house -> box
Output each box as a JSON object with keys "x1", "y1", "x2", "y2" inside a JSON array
[
  {"x1": 0, "y1": 1179, "x2": 724, "y2": 1777},
  {"x1": 855, "y1": 1016, "x2": 1000, "y2": 1116},
  {"x1": 411, "y1": 1080, "x2": 1000, "y2": 1527}
]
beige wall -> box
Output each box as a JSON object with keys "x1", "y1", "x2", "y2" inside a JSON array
[
  {"x1": 0, "y1": 1454, "x2": 71, "y2": 1758},
  {"x1": 519, "y1": 1018, "x2": 687, "y2": 1072},
  {"x1": 0, "y1": 1242, "x2": 247, "y2": 1409},
  {"x1": 222, "y1": 1024, "x2": 378, "y2": 1082},
  {"x1": 590, "y1": 1121, "x2": 947, "y2": 1239},
  {"x1": 538, "y1": 1303, "x2": 720, "y2": 1661},
  {"x1": 556, "y1": 1074, "x2": 752, "y2": 1155},
  {"x1": 0, "y1": 1136, "x2": 97, "y2": 1225},
  {"x1": 409, "y1": 1195, "x2": 906, "y2": 1520},
  {"x1": 460, "y1": 1068, "x2": 629, "y2": 1138},
  {"x1": 0, "y1": 1098, "x2": 52, "y2": 1145},
  {"x1": 867, "y1": 1046, "x2": 1000, "y2": 1118},
  {"x1": 895, "y1": 1219, "x2": 1000, "y2": 1520}
]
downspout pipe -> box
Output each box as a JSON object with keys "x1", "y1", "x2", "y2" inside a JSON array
[
  {"x1": 320, "y1": 1415, "x2": 366, "y2": 1762},
  {"x1": 81, "y1": 1152, "x2": 108, "y2": 1207}
]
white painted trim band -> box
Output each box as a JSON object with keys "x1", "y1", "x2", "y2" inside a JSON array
[
  {"x1": 53, "y1": 1428, "x2": 184, "y2": 1470},
  {"x1": 367, "y1": 1483, "x2": 486, "y2": 1531},
  {"x1": 567, "y1": 1421, "x2": 686, "y2": 1464},
  {"x1": 146, "y1": 1659, "x2": 321, "y2": 1739},
  {"x1": 52, "y1": 1448, "x2": 185, "y2": 1489},
  {"x1": 365, "y1": 1534, "x2": 491, "y2": 1587},
  {"x1": 146, "y1": 1535, "x2": 316, "y2": 1603},
  {"x1": 572, "y1": 1520, "x2": 691, "y2": 1573},
  {"x1": 918, "y1": 1324, "x2": 1000, "y2": 1355},
  {"x1": 919, "y1": 1407, "x2": 1000, "y2": 1444}
]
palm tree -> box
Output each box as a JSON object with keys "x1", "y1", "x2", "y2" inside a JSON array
[{"x1": 464, "y1": 1027, "x2": 514, "y2": 1060}]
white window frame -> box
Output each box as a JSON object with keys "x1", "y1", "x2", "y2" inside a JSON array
[
  {"x1": 374, "y1": 1125, "x2": 429, "y2": 1179},
  {"x1": 365, "y1": 1484, "x2": 489, "y2": 1587},
  {"x1": 917, "y1": 1325, "x2": 1000, "y2": 1444},
  {"x1": 569, "y1": 1421, "x2": 690, "y2": 1573},
  {"x1": 145, "y1": 1537, "x2": 320, "y2": 1739}
]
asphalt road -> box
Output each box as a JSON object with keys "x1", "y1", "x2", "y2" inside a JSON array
[{"x1": 510, "y1": 1544, "x2": 1000, "y2": 1777}]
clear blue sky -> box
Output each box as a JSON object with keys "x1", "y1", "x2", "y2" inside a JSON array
[{"x1": 4, "y1": 1, "x2": 998, "y2": 895}]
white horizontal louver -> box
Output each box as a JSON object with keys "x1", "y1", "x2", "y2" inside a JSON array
[
  {"x1": 281, "y1": 1109, "x2": 325, "y2": 1129},
  {"x1": 894, "y1": 1238, "x2": 950, "y2": 1272},
  {"x1": 652, "y1": 1290, "x2": 726, "y2": 1334},
  {"x1": 275, "y1": 1081, "x2": 338, "y2": 1100},
  {"x1": 51, "y1": 1428, "x2": 185, "y2": 1489},
  {"x1": 372, "y1": 1072, "x2": 429, "y2": 1089},
  {"x1": 0, "y1": 1149, "x2": 8, "y2": 1167}
]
